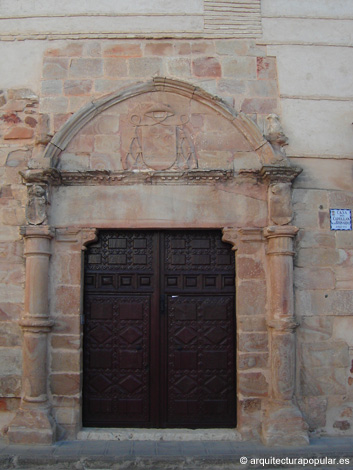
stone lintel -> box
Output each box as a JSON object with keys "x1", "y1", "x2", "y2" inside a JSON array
[
  {"x1": 55, "y1": 227, "x2": 98, "y2": 250},
  {"x1": 19, "y1": 168, "x2": 61, "y2": 186}
]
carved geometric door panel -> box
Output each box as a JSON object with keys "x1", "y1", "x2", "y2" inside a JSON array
[{"x1": 83, "y1": 230, "x2": 236, "y2": 428}]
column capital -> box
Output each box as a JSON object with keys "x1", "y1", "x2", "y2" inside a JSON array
[
  {"x1": 20, "y1": 225, "x2": 55, "y2": 240},
  {"x1": 264, "y1": 225, "x2": 299, "y2": 239}
]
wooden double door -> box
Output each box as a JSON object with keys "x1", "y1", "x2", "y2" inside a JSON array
[{"x1": 83, "y1": 230, "x2": 236, "y2": 428}]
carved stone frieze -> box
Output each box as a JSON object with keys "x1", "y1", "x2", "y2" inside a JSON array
[
  {"x1": 58, "y1": 169, "x2": 234, "y2": 186},
  {"x1": 260, "y1": 165, "x2": 302, "y2": 184}
]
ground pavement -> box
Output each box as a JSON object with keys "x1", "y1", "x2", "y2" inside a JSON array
[{"x1": 0, "y1": 436, "x2": 353, "y2": 469}]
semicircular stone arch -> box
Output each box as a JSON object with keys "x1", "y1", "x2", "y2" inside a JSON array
[{"x1": 44, "y1": 77, "x2": 286, "y2": 171}]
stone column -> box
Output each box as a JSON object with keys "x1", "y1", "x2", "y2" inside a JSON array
[
  {"x1": 6, "y1": 226, "x2": 56, "y2": 445},
  {"x1": 261, "y1": 164, "x2": 309, "y2": 446}
]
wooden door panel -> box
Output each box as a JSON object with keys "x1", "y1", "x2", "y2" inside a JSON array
[{"x1": 83, "y1": 229, "x2": 236, "y2": 428}]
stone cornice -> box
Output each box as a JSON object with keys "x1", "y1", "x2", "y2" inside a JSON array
[{"x1": 260, "y1": 165, "x2": 302, "y2": 184}]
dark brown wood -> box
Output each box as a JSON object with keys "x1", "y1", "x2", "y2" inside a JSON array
[{"x1": 83, "y1": 230, "x2": 236, "y2": 428}]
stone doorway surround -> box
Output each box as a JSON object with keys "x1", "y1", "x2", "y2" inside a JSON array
[{"x1": 5, "y1": 78, "x2": 309, "y2": 446}]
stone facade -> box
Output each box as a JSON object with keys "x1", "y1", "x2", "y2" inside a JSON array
[{"x1": 0, "y1": 0, "x2": 352, "y2": 446}]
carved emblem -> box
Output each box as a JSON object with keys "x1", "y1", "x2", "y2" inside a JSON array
[
  {"x1": 123, "y1": 105, "x2": 197, "y2": 171},
  {"x1": 25, "y1": 184, "x2": 48, "y2": 225}
]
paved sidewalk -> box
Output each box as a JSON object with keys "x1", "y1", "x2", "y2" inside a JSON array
[{"x1": 0, "y1": 436, "x2": 353, "y2": 469}]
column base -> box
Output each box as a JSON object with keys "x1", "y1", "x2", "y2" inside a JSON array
[
  {"x1": 262, "y1": 400, "x2": 309, "y2": 446},
  {"x1": 6, "y1": 405, "x2": 56, "y2": 445}
]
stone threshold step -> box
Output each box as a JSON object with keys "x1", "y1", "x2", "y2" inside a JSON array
[{"x1": 78, "y1": 427, "x2": 242, "y2": 441}]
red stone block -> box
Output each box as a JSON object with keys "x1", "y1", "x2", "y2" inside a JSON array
[
  {"x1": 45, "y1": 43, "x2": 83, "y2": 57},
  {"x1": 145, "y1": 42, "x2": 174, "y2": 56},
  {"x1": 103, "y1": 43, "x2": 142, "y2": 58},
  {"x1": 24, "y1": 116, "x2": 37, "y2": 128},
  {"x1": 0, "y1": 113, "x2": 21, "y2": 124},
  {"x1": 241, "y1": 98, "x2": 278, "y2": 114},
  {"x1": 192, "y1": 57, "x2": 221, "y2": 78},
  {"x1": 4, "y1": 127, "x2": 34, "y2": 140},
  {"x1": 257, "y1": 57, "x2": 277, "y2": 79}
]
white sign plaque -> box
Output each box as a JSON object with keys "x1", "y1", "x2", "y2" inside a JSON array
[{"x1": 330, "y1": 209, "x2": 352, "y2": 231}]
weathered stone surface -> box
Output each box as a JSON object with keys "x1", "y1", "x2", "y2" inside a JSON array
[
  {"x1": 238, "y1": 372, "x2": 268, "y2": 397},
  {"x1": 51, "y1": 351, "x2": 81, "y2": 373},
  {"x1": 192, "y1": 57, "x2": 221, "y2": 78},
  {"x1": 50, "y1": 373, "x2": 81, "y2": 396},
  {"x1": 51, "y1": 335, "x2": 80, "y2": 350},
  {"x1": 63, "y1": 80, "x2": 93, "y2": 96},
  {"x1": 333, "y1": 317, "x2": 353, "y2": 344},
  {"x1": 300, "y1": 342, "x2": 349, "y2": 368},
  {"x1": 0, "y1": 348, "x2": 22, "y2": 375},
  {"x1": 297, "y1": 316, "x2": 333, "y2": 341},
  {"x1": 237, "y1": 258, "x2": 265, "y2": 280},
  {"x1": 300, "y1": 367, "x2": 347, "y2": 396},
  {"x1": 53, "y1": 285, "x2": 81, "y2": 316},
  {"x1": 0, "y1": 375, "x2": 21, "y2": 397},
  {"x1": 238, "y1": 333, "x2": 268, "y2": 353},
  {"x1": 4, "y1": 127, "x2": 34, "y2": 140},
  {"x1": 238, "y1": 353, "x2": 269, "y2": 370},
  {"x1": 238, "y1": 315, "x2": 266, "y2": 332},
  {"x1": 296, "y1": 290, "x2": 353, "y2": 316},
  {"x1": 43, "y1": 58, "x2": 69, "y2": 79},
  {"x1": 299, "y1": 397, "x2": 328, "y2": 431},
  {"x1": 0, "y1": 322, "x2": 22, "y2": 347},
  {"x1": 294, "y1": 267, "x2": 335, "y2": 290},
  {"x1": 237, "y1": 281, "x2": 267, "y2": 316},
  {"x1": 69, "y1": 58, "x2": 103, "y2": 78}
]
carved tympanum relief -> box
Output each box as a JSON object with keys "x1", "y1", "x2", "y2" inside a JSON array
[{"x1": 123, "y1": 104, "x2": 197, "y2": 171}]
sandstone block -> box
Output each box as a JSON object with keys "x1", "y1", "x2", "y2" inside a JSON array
[
  {"x1": 0, "y1": 322, "x2": 21, "y2": 347},
  {"x1": 215, "y1": 39, "x2": 250, "y2": 56},
  {"x1": 0, "y1": 302, "x2": 22, "y2": 321},
  {"x1": 54, "y1": 285, "x2": 81, "y2": 316},
  {"x1": 241, "y1": 98, "x2": 278, "y2": 115},
  {"x1": 238, "y1": 315, "x2": 266, "y2": 332},
  {"x1": 69, "y1": 96, "x2": 90, "y2": 113},
  {"x1": 145, "y1": 42, "x2": 174, "y2": 56},
  {"x1": 294, "y1": 267, "x2": 335, "y2": 290},
  {"x1": 7, "y1": 89, "x2": 38, "y2": 101},
  {"x1": 296, "y1": 229, "x2": 335, "y2": 249},
  {"x1": 300, "y1": 342, "x2": 349, "y2": 368},
  {"x1": 192, "y1": 57, "x2": 221, "y2": 78},
  {"x1": 53, "y1": 315, "x2": 80, "y2": 336},
  {"x1": 81, "y1": 114, "x2": 119, "y2": 135},
  {"x1": 0, "y1": 375, "x2": 21, "y2": 397},
  {"x1": 247, "y1": 80, "x2": 278, "y2": 97},
  {"x1": 237, "y1": 257, "x2": 265, "y2": 280},
  {"x1": 174, "y1": 42, "x2": 191, "y2": 55},
  {"x1": 296, "y1": 290, "x2": 353, "y2": 316},
  {"x1": 257, "y1": 57, "x2": 277, "y2": 79},
  {"x1": 40, "y1": 97, "x2": 68, "y2": 114},
  {"x1": 45, "y1": 43, "x2": 83, "y2": 57},
  {"x1": 50, "y1": 373, "x2": 81, "y2": 396},
  {"x1": 51, "y1": 351, "x2": 81, "y2": 373},
  {"x1": 222, "y1": 57, "x2": 257, "y2": 79},
  {"x1": 240, "y1": 398, "x2": 262, "y2": 414},
  {"x1": 239, "y1": 372, "x2": 268, "y2": 397},
  {"x1": 217, "y1": 79, "x2": 246, "y2": 95},
  {"x1": 94, "y1": 79, "x2": 125, "y2": 93},
  {"x1": 167, "y1": 58, "x2": 191, "y2": 77},
  {"x1": 103, "y1": 43, "x2": 142, "y2": 58},
  {"x1": 83, "y1": 42, "x2": 102, "y2": 57},
  {"x1": 300, "y1": 367, "x2": 346, "y2": 396},
  {"x1": 54, "y1": 406, "x2": 79, "y2": 426},
  {"x1": 298, "y1": 316, "x2": 333, "y2": 342},
  {"x1": 238, "y1": 353, "x2": 269, "y2": 370},
  {"x1": 295, "y1": 247, "x2": 339, "y2": 267},
  {"x1": 41, "y1": 80, "x2": 63, "y2": 96},
  {"x1": 51, "y1": 335, "x2": 80, "y2": 350},
  {"x1": 333, "y1": 317, "x2": 353, "y2": 345},
  {"x1": 0, "y1": 348, "x2": 21, "y2": 375},
  {"x1": 191, "y1": 41, "x2": 216, "y2": 55},
  {"x1": 94, "y1": 135, "x2": 120, "y2": 154},
  {"x1": 64, "y1": 80, "x2": 93, "y2": 96},
  {"x1": 104, "y1": 58, "x2": 128, "y2": 77},
  {"x1": 69, "y1": 58, "x2": 103, "y2": 78},
  {"x1": 58, "y1": 152, "x2": 90, "y2": 171},
  {"x1": 4, "y1": 127, "x2": 34, "y2": 140},
  {"x1": 52, "y1": 250, "x2": 82, "y2": 285},
  {"x1": 238, "y1": 333, "x2": 268, "y2": 353},
  {"x1": 299, "y1": 397, "x2": 328, "y2": 430},
  {"x1": 129, "y1": 57, "x2": 164, "y2": 77},
  {"x1": 43, "y1": 58, "x2": 69, "y2": 79},
  {"x1": 336, "y1": 232, "x2": 353, "y2": 249},
  {"x1": 237, "y1": 281, "x2": 267, "y2": 316},
  {"x1": 5, "y1": 149, "x2": 31, "y2": 168},
  {"x1": 24, "y1": 116, "x2": 37, "y2": 128}
]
